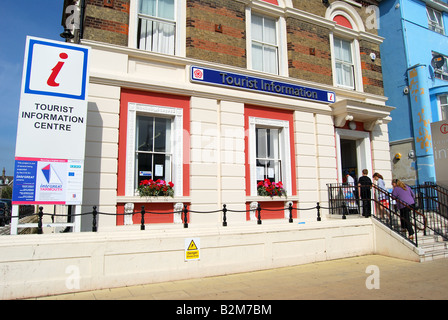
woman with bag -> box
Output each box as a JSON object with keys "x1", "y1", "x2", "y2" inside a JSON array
[{"x1": 392, "y1": 179, "x2": 415, "y2": 239}]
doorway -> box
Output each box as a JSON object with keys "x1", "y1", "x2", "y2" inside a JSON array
[
  {"x1": 340, "y1": 139, "x2": 358, "y2": 183},
  {"x1": 336, "y1": 128, "x2": 372, "y2": 183}
]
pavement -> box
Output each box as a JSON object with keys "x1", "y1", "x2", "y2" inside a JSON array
[{"x1": 32, "y1": 254, "x2": 448, "y2": 300}]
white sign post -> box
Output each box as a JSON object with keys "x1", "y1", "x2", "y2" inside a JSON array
[{"x1": 11, "y1": 36, "x2": 90, "y2": 235}]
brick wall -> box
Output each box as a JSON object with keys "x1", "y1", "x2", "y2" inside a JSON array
[
  {"x1": 81, "y1": 0, "x2": 383, "y2": 95},
  {"x1": 287, "y1": 17, "x2": 333, "y2": 85},
  {"x1": 83, "y1": 0, "x2": 130, "y2": 47},
  {"x1": 360, "y1": 41, "x2": 384, "y2": 95},
  {"x1": 186, "y1": 0, "x2": 246, "y2": 68}
]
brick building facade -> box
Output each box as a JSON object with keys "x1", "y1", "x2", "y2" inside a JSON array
[{"x1": 62, "y1": 0, "x2": 393, "y2": 231}]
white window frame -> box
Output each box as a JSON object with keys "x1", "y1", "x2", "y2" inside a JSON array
[
  {"x1": 246, "y1": 7, "x2": 287, "y2": 76},
  {"x1": 248, "y1": 117, "x2": 292, "y2": 196},
  {"x1": 333, "y1": 37, "x2": 355, "y2": 90},
  {"x1": 427, "y1": 6, "x2": 445, "y2": 35},
  {"x1": 438, "y1": 94, "x2": 448, "y2": 120},
  {"x1": 326, "y1": 4, "x2": 365, "y2": 92},
  {"x1": 329, "y1": 33, "x2": 362, "y2": 92},
  {"x1": 128, "y1": 0, "x2": 186, "y2": 56},
  {"x1": 125, "y1": 102, "x2": 183, "y2": 197}
]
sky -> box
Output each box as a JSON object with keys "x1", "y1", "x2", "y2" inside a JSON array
[{"x1": 0, "y1": 1, "x2": 64, "y2": 176}]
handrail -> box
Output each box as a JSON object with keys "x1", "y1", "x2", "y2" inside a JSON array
[
  {"x1": 372, "y1": 184, "x2": 427, "y2": 243},
  {"x1": 327, "y1": 182, "x2": 427, "y2": 246}
]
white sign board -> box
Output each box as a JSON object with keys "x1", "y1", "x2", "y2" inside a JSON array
[
  {"x1": 12, "y1": 37, "x2": 90, "y2": 205},
  {"x1": 431, "y1": 120, "x2": 448, "y2": 186}
]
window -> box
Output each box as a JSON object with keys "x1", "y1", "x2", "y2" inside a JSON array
[
  {"x1": 248, "y1": 116, "x2": 292, "y2": 196},
  {"x1": 432, "y1": 52, "x2": 448, "y2": 80},
  {"x1": 125, "y1": 102, "x2": 184, "y2": 197},
  {"x1": 251, "y1": 13, "x2": 279, "y2": 74},
  {"x1": 256, "y1": 128, "x2": 282, "y2": 184},
  {"x1": 427, "y1": 6, "x2": 445, "y2": 35},
  {"x1": 334, "y1": 37, "x2": 355, "y2": 89},
  {"x1": 135, "y1": 116, "x2": 172, "y2": 186},
  {"x1": 138, "y1": 0, "x2": 176, "y2": 54},
  {"x1": 439, "y1": 95, "x2": 448, "y2": 120}
]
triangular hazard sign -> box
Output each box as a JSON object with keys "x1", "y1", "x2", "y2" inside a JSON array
[{"x1": 187, "y1": 240, "x2": 198, "y2": 251}]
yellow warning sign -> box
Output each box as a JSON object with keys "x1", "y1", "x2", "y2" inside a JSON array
[
  {"x1": 187, "y1": 240, "x2": 198, "y2": 251},
  {"x1": 185, "y1": 238, "x2": 200, "y2": 261}
]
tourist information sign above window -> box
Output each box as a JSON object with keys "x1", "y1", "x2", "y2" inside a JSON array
[{"x1": 190, "y1": 66, "x2": 335, "y2": 104}]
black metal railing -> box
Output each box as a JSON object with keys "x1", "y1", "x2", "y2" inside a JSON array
[
  {"x1": 327, "y1": 183, "x2": 429, "y2": 246},
  {"x1": 371, "y1": 184, "x2": 427, "y2": 247},
  {"x1": 8, "y1": 202, "x2": 327, "y2": 235},
  {"x1": 411, "y1": 182, "x2": 448, "y2": 241}
]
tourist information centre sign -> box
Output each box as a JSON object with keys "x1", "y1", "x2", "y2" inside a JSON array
[
  {"x1": 12, "y1": 37, "x2": 90, "y2": 206},
  {"x1": 190, "y1": 66, "x2": 336, "y2": 104}
]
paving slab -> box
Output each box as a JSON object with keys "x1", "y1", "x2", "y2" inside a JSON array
[{"x1": 33, "y1": 255, "x2": 448, "y2": 300}]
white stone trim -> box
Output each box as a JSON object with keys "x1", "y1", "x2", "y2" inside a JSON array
[{"x1": 126, "y1": 102, "x2": 183, "y2": 197}]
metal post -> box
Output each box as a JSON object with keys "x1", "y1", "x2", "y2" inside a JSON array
[
  {"x1": 183, "y1": 204, "x2": 189, "y2": 228},
  {"x1": 288, "y1": 202, "x2": 293, "y2": 223},
  {"x1": 37, "y1": 207, "x2": 44, "y2": 234},
  {"x1": 342, "y1": 202, "x2": 347, "y2": 220},
  {"x1": 317, "y1": 202, "x2": 321, "y2": 221},
  {"x1": 222, "y1": 204, "x2": 227, "y2": 227},
  {"x1": 140, "y1": 206, "x2": 145, "y2": 230},
  {"x1": 257, "y1": 203, "x2": 262, "y2": 225},
  {"x1": 92, "y1": 206, "x2": 98, "y2": 232}
]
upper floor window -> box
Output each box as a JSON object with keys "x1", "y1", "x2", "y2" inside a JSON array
[
  {"x1": 333, "y1": 37, "x2": 355, "y2": 89},
  {"x1": 427, "y1": 6, "x2": 445, "y2": 35},
  {"x1": 138, "y1": 0, "x2": 176, "y2": 54},
  {"x1": 439, "y1": 94, "x2": 448, "y2": 120},
  {"x1": 251, "y1": 13, "x2": 279, "y2": 75}
]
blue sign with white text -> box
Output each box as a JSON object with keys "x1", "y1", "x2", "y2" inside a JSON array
[{"x1": 190, "y1": 66, "x2": 335, "y2": 104}]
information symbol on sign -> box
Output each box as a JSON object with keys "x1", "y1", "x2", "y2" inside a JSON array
[{"x1": 440, "y1": 124, "x2": 448, "y2": 135}]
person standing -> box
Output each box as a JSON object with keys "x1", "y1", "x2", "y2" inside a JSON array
[
  {"x1": 391, "y1": 179, "x2": 415, "y2": 239},
  {"x1": 343, "y1": 170, "x2": 357, "y2": 215},
  {"x1": 373, "y1": 172, "x2": 388, "y2": 218},
  {"x1": 358, "y1": 169, "x2": 372, "y2": 217}
]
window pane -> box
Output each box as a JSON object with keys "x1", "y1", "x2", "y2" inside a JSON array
[
  {"x1": 263, "y1": 46, "x2": 278, "y2": 74},
  {"x1": 137, "y1": 116, "x2": 154, "y2": 151},
  {"x1": 340, "y1": 40, "x2": 352, "y2": 63},
  {"x1": 267, "y1": 128, "x2": 279, "y2": 159},
  {"x1": 158, "y1": 0, "x2": 175, "y2": 20},
  {"x1": 263, "y1": 17, "x2": 277, "y2": 45},
  {"x1": 154, "y1": 118, "x2": 171, "y2": 152},
  {"x1": 154, "y1": 21, "x2": 175, "y2": 54},
  {"x1": 251, "y1": 14, "x2": 263, "y2": 42},
  {"x1": 256, "y1": 128, "x2": 267, "y2": 159},
  {"x1": 154, "y1": 154, "x2": 169, "y2": 179},
  {"x1": 442, "y1": 106, "x2": 448, "y2": 121},
  {"x1": 140, "y1": 0, "x2": 156, "y2": 16},
  {"x1": 136, "y1": 153, "x2": 153, "y2": 185}
]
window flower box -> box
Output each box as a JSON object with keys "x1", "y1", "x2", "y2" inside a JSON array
[
  {"x1": 138, "y1": 179, "x2": 174, "y2": 198},
  {"x1": 257, "y1": 179, "x2": 287, "y2": 198}
]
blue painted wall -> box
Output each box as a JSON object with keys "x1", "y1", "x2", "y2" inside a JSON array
[{"x1": 379, "y1": 0, "x2": 448, "y2": 183}]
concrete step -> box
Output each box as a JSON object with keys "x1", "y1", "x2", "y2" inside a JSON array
[{"x1": 417, "y1": 234, "x2": 448, "y2": 262}]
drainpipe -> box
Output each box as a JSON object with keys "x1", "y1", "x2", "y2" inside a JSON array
[{"x1": 77, "y1": 0, "x2": 86, "y2": 44}]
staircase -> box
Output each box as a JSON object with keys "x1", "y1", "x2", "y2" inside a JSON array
[
  {"x1": 327, "y1": 182, "x2": 448, "y2": 262},
  {"x1": 417, "y1": 233, "x2": 448, "y2": 262}
]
